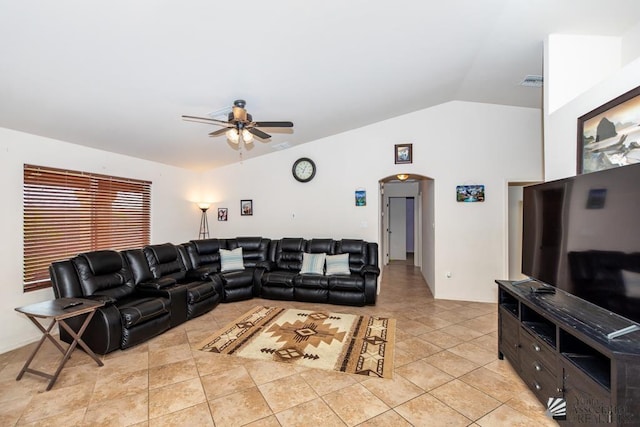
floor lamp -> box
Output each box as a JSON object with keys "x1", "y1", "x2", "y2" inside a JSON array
[{"x1": 197, "y1": 203, "x2": 210, "y2": 239}]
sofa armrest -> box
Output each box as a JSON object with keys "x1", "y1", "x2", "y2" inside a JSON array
[
  {"x1": 360, "y1": 265, "x2": 380, "y2": 276},
  {"x1": 137, "y1": 277, "x2": 178, "y2": 290},
  {"x1": 82, "y1": 294, "x2": 118, "y2": 306}
]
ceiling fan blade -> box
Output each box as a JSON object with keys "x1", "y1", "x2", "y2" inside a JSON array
[
  {"x1": 248, "y1": 128, "x2": 271, "y2": 139},
  {"x1": 182, "y1": 115, "x2": 231, "y2": 126},
  {"x1": 254, "y1": 121, "x2": 294, "y2": 128},
  {"x1": 209, "y1": 128, "x2": 230, "y2": 137}
]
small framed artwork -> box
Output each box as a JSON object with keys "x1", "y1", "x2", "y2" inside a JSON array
[
  {"x1": 456, "y1": 185, "x2": 485, "y2": 202},
  {"x1": 394, "y1": 143, "x2": 413, "y2": 164},
  {"x1": 355, "y1": 189, "x2": 366, "y2": 206},
  {"x1": 217, "y1": 208, "x2": 228, "y2": 221},
  {"x1": 240, "y1": 200, "x2": 253, "y2": 216},
  {"x1": 577, "y1": 85, "x2": 640, "y2": 174}
]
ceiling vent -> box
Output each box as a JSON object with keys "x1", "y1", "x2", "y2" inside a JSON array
[
  {"x1": 520, "y1": 75, "x2": 543, "y2": 88},
  {"x1": 272, "y1": 142, "x2": 291, "y2": 150},
  {"x1": 207, "y1": 106, "x2": 233, "y2": 121}
]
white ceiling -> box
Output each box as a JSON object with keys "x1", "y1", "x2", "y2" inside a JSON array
[{"x1": 2, "y1": 1, "x2": 640, "y2": 171}]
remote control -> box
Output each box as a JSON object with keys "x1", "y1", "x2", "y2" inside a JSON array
[
  {"x1": 532, "y1": 286, "x2": 555, "y2": 294},
  {"x1": 62, "y1": 301, "x2": 83, "y2": 309}
]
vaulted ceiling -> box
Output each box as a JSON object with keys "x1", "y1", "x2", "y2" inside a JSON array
[{"x1": 1, "y1": 1, "x2": 640, "y2": 171}]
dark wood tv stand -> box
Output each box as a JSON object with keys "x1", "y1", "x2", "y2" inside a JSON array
[{"x1": 496, "y1": 280, "x2": 640, "y2": 426}]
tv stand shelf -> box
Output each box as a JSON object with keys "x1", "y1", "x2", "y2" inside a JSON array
[{"x1": 496, "y1": 280, "x2": 640, "y2": 426}]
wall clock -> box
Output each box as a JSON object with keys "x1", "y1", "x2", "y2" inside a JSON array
[{"x1": 292, "y1": 158, "x2": 316, "y2": 182}]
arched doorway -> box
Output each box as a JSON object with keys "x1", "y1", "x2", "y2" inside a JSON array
[{"x1": 378, "y1": 174, "x2": 435, "y2": 293}]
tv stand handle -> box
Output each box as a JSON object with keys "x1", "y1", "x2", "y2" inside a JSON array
[{"x1": 606, "y1": 324, "x2": 640, "y2": 340}]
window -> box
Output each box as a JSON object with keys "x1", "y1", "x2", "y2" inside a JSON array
[{"x1": 23, "y1": 164, "x2": 151, "y2": 291}]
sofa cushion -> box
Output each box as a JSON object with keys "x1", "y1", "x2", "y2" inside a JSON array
[
  {"x1": 220, "y1": 248, "x2": 245, "y2": 272},
  {"x1": 329, "y1": 275, "x2": 365, "y2": 291},
  {"x1": 227, "y1": 237, "x2": 270, "y2": 268},
  {"x1": 336, "y1": 239, "x2": 368, "y2": 272},
  {"x1": 144, "y1": 243, "x2": 187, "y2": 280},
  {"x1": 221, "y1": 269, "x2": 254, "y2": 289},
  {"x1": 294, "y1": 275, "x2": 330, "y2": 288},
  {"x1": 189, "y1": 239, "x2": 222, "y2": 268},
  {"x1": 275, "y1": 238, "x2": 305, "y2": 271},
  {"x1": 73, "y1": 251, "x2": 135, "y2": 298},
  {"x1": 300, "y1": 252, "x2": 326, "y2": 275},
  {"x1": 262, "y1": 271, "x2": 297, "y2": 287},
  {"x1": 325, "y1": 253, "x2": 351, "y2": 275}
]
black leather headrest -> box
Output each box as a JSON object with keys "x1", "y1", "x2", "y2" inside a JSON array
[
  {"x1": 307, "y1": 239, "x2": 335, "y2": 254},
  {"x1": 235, "y1": 237, "x2": 264, "y2": 250},
  {"x1": 280, "y1": 238, "x2": 305, "y2": 252},
  {"x1": 192, "y1": 239, "x2": 221, "y2": 254},
  {"x1": 79, "y1": 250, "x2": 123, "y2": 275},
  {"x1": 338, "y1": 239, "x2": 366, "y2": 254},
  {"x1": 148, "y1": 243, "x2": 178, "y2": 263}
]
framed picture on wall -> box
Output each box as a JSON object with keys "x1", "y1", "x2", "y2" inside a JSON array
[
  {"x1": 241, "y1": 200, "x2": 253, "y2": 216},
  {"x1": 456, "y1": 185, "x2": 485, "y2": 202},
  {"x1": 217, "y1": 208, "x2": 228, "y2": 221},
  {"x1": 577, "y1": 85, "x2": 640, "y2": 174},
  {"x1": 394, "y1": 143, "x2": 413, "y2": 164}
]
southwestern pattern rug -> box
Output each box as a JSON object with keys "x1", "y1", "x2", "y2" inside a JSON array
[{"x1": 199, "y1": 306, "x2": 395, "y2": 379}]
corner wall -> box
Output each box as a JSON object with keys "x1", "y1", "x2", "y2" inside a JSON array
[
  {"x1": 544, "y1": 26, "x2": 640, "y2": 180},
  {"x1": 0, "y1": 128, "x2": 201, "y2": 353}
]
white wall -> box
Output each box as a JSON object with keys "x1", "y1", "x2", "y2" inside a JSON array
[
  {"x1": 545, "y1": 35, "x2": 621, "y2": 115},
  {"x1": 545, "y1": 58, "x2": 640, "y2": 180},
  {"x1": 544, "y1": 30, "x2": 640, "y2": 180},
  {"x1": 0, "y1": 128, "x2": 201, "y2": 353},
  {"x1": 421, "y1": 179, "x2": 435, "y2": 295},
  {"x1": 203, "y1": 101, "x2": 543, "y2": 303}
]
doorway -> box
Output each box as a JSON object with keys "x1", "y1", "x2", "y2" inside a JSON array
[
  {"x1": 507, "y1": 182, "x2": 538, "y2": 280},
  {"x1": 379, "y1": 175, "x2": 435, "y2": 295},
  {"x1": 388, "y1": 197, "x2": 414, "y2": 261}
]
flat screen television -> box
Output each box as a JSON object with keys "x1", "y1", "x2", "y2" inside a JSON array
[{"x1": 521, "y1": 163, "x2": 640, "y2": 325}]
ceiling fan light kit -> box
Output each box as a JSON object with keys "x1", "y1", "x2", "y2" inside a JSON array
[{"x1": 183, "y1": 99, "x2": 293, "y2": 149}]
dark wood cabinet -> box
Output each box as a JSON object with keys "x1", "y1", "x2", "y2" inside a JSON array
[{"x1": 496, "y1": 280, "x2": 640, "y2": 426}]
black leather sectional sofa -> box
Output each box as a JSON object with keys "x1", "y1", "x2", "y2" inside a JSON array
[{"x1": 49, "y1": 237, "x2": 379, "y2": 355}]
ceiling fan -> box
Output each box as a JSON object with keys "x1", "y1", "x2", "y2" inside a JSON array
[{"x1": 182, "y1": 99, "x2": 293, "y2": 145}]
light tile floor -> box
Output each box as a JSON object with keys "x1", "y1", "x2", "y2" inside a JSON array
[{"x1": 0, "y1": 259, "x2": 559, "y2": 426}]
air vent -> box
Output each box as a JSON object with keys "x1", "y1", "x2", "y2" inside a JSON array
[
  {"x1": 207, "y1": 106, "x2": 232, "y2": 120},
  {"x1": 272, "y1": 142, "x2": 291, "y2": 151},
  {"x1": 521, "y1": 75, "x2": 543, "y2": 88}
]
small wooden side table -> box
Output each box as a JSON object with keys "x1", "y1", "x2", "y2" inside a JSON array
[{"x1": 15, "y1": 298, "x2": 105, "y2": 390}]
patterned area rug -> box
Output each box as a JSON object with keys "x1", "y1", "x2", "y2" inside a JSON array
[{"x1": 199, "y1": 306, "x2": 395, "y2": 379}]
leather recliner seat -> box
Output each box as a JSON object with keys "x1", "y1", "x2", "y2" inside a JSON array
[
  {"x1": 124, "y1": 243, "x2": 220, "y2": 326},
  {"x1": 216, "y1": 237, "x2": 271, "y2": 302},
  {"x1": 49, "y1": 250, "x2": 171, "y2": 354}
]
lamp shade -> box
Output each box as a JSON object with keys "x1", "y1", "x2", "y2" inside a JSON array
[
  {"x1": 242, "y1": 129, "x2": 254, "y2": 144},
  {"x1": 197, "y1": 202, "x2": 211, "y2": 211},
  {"x1": 226, "y1": 129, "x2": 240, "y2": 144}
]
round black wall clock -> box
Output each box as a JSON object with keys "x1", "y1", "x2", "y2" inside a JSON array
[{"x1": 292, "y1": 157, "x2": 316, "y2": 182}]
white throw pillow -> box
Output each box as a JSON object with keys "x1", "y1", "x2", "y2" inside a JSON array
[
  {"x1": 300, "y1": 252, "x2": 326, "y2": 275},
  {"x1": 325, "y1": 253, "x2": 351, "y2": 275},
  {"x1": 219, "y1": 247, "x2": 245, "y2": 272},
  {"x1": 621, "y1": 269, "x2": 640, "y2": 298}
]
